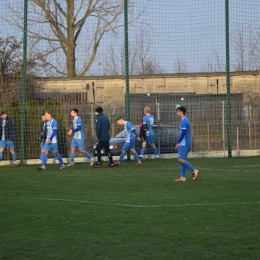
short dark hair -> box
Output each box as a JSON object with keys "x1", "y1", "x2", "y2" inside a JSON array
[
  {"x1": 95, "y1": 107, "x2": 103, "y2": 113},
  {"x1": 42, "y1": 112, "x2": 45, "y2": 116},
  {"x1": 71, "y1": 108, "x2": 78, "y2": 114},
  {"x1": 116, "y1": 117, "x2": 123, "y2": 122},
  {"x1": 176, "y1": 106, "x2": 186, "y2": 114},
  {"x1": 1, "y1": 111, "x2": 6, "y2": 116},
  {"x1": 45, "y1": 111, "x2": 52, "y2": 115}
]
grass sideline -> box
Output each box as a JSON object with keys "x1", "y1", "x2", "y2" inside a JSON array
[{"x1": 0, "y1": 157, "x2": 260, "y2": 259}]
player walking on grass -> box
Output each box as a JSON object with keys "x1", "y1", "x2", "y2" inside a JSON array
[
  {"x1": 114, "y1": 117, "x2": 142, "y2": 166},
  {"x1": 39, "y1": 113, "x2": 47, "y2": 164},
  {"x1": 0, "y1": 111, "x2": 17, "y2": 165},
  {"x1": 66, "y1": 108, "x2": 94, "y2": 167},
  {"x1": 175, "y1": 106, "x2": 199, "y2": 182},
  {"x1": 39, "y1": 113, "x2": 59, "y2": 164},
  {"x1": 37, "y1": 111, "x2": 65, "y2": 170},
  {"x1": 138, "y1": 107, "x2": 159, "y2": 159},
  {"x1": 93, "y1": 107, "x2": 114, "y2": 168}
]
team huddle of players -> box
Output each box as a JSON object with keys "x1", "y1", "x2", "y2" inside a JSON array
[
  {"x1": 37, "y1": 106, "x2": 158, "y2": 170},
  {"x1": 0, "y1": 106, "x2": 199, "y2": 181}
]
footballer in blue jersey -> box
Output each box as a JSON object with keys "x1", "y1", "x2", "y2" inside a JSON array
[
  {"x1": 175, "y1": 106, "x2": 199, "y2": 182},
  {"x1": 39, "y1": 113, "x2": 59, "y2": 165},
  {"x1": 66, "y1": 108, "x2": 94, "y2": 167},
  {"x1": 114, "y1": 117, "x2": 142, "y2": 166},
  {"x1": 138, "y1": 107, "x2": 158, "y2": 159},
  {"x1": 37, "y1": 111, "x2": 65, "y2": 170}
]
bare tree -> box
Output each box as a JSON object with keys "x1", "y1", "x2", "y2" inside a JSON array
[
  {"x1": 104, "y1": 30, "x2": 164, "y2": 75},
  {"x1": 0, "y1": 36, "x2": 21, "y2": 84},
  {"x1": 104, "y1": 43, "x2": 138, "y2": 76},
  {"x1": 173, "y1": 55, "x2": 188, "y2": 73},
  {"x1": 248, "y1": 28, "x2": 260, "y2": 71},
  {"x1": 201, "y1": 26, "x2": 260, "y2": 73},
  {"x1": 135, "y1": 30, "x2": 164, "y2": 75},
  {"x1": 6, "y1": 0, "x2": 144, "y2": 77},
  {"x1": 232, "y1": 25, "x2": 260, "y2": 71},
  {"x1": 202, "y1": 49, "x2": 225, "y2": 72},
  {"x1": 0, "y1": 36, "x2": 25, "y2": 102},
  {"x1": 232, "y1": 26, "x2": 246, "y2": 71},
  {"x1": 0, "y1": 36, "x2": 44, "y2": 104}
]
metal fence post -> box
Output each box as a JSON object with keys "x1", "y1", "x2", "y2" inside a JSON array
[
  {"x1": 20, "y1": 0, "x2": 28, "y2": 164},
  {"x1": 225, "y1": 0, "x2": 232, "y2": 157},
  {"x1": 124, "y1": 0, "x2": 131, "y2": 160}
]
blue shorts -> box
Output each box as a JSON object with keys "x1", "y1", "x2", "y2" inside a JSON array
[
  {"x1": 122, "y1": 141, "x2": 135, "y2": 151},
  {"x1": 143, "y1": 135, "x2": 154, "y2": 145},
  {"x1": 178, "y1": 146, "x2": 190, "y2": 159},
  {"x1": 0, "y1": 140, "x2": 15, "y2": 150},
  {"x1": 71, "y1": 138, "x2": 85, "y2": 150},
  {"x1": 40, "y1": 140, "x2": 45, "y2": 150},
  {"x1": 44, "y1": 143, "x2": 59, "y2": 153}
]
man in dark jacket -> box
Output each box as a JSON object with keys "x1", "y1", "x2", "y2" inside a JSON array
[
  {"x1": 93, "y1": 107, "x2": 114, "y2": 168},
  {"x1": 0, "y1": 111, "x2": 17, "y2": 164},
  {"x1": 39, "y1": 113, "x2": 47, "y2": 163}
]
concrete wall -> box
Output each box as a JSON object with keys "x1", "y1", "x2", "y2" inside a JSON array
[{"x1": 38, "y1": 72, "x2": 260, "y2": 104}]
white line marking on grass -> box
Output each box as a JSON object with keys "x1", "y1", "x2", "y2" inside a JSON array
[
  {"x1": 0, "y1": 196, "x2": 259, "y2": 208},
  {"x1": 197, "y1": 165, "x2": 259, "y2": 168},
  {"x1": 199, "y1": 167, "x2": 260, "y2": 172},
  {"x1": 166, "y1": 166, "x2": 260, "y2": 172},
  {"x1": 235, "y1": 165, "x2": 260, "y2": 167}
]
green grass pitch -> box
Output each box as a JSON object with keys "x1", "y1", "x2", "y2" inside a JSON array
[{"x1": 0, "y1": 157, "x2": 260, "y2": 259}]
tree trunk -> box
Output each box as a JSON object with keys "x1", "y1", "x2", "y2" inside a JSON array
[{"x1": 66, "y1": 0, "x2": 76, "y2": 77}]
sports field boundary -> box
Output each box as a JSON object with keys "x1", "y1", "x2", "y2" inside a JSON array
[
  {"x1": 0, "y1": 196, "x2": 260, "y2": 208},
  {"x1": 0, "y1": 149, "x2": 259, "y2": 166}
]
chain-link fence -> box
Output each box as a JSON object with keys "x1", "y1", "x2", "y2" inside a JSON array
[{"x1": 0, "y1": 1, "x2": 260, "y2": 163}]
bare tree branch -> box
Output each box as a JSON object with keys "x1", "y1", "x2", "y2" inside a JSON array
[
  {"x1": 103, "y1": 30, "x2": 164, "y2": 76},
  {"x1": 173, "y1": 56, "x2": 188, "y2": 74},
  {"x1": 232, "y1": 25, "x2": 260, "y2": 71},
  {"x1": 5, "y1": 0, "x2": 145, "y2": 77}
]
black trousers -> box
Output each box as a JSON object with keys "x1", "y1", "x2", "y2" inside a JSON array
[{"x1": 95, "y1": 140, "x2": 113, "y2": 164}]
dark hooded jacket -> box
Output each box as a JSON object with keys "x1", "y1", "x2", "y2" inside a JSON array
[
  {"x1": 0, "y1": 116, "x2": 16, "y2": 141},
  {"x1": 95, "y1": 113, "x2": 110, "y2": 141}
]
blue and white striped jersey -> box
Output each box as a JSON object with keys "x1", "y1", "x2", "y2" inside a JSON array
[
  {"x1": 46, "y1": 119, "x2": 58, "y2": 144},
  {"x1": 73, "y1": 116, "x2": 84, "y2": 140},
  {"x1": 124, "y1": 121, "x2": 135, "y2": 143}
]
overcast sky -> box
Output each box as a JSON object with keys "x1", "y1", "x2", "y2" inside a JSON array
[{"x1": 0, "y1": 0, "x2": 260, "y2": 75}]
